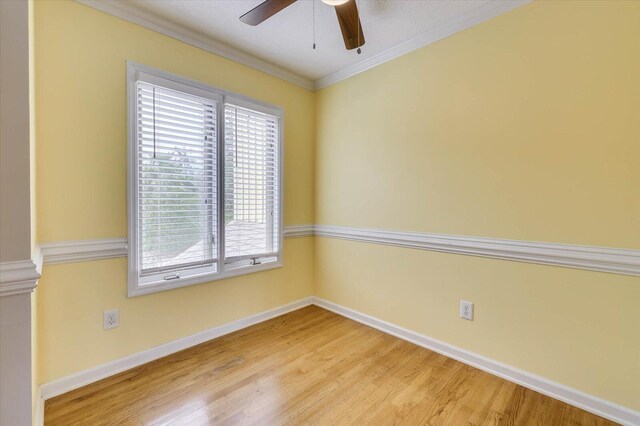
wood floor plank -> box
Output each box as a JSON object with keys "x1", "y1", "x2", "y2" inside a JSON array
[{"x1": 44, "y1": 306, "x2": 617, "y2": 425}]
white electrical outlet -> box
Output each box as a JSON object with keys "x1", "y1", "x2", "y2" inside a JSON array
[
  {"x1": 103, "y1": 309, "x2": 119, "y2": 330},
  {"x1": 460, "y1": 300, "x2": 473, "y2": 321}
]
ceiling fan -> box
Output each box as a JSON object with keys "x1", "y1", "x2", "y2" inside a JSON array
[{"x1": 240, "y1": 0, "x2": 365, "y2": 52}]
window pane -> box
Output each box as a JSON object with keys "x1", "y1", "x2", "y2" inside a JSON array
[
  {"x1": 224, "y1": 105, "x2": 279, "y2": 259},
  {"x1": 137, "y1": 82, "x2": 217, "y2": 273}
]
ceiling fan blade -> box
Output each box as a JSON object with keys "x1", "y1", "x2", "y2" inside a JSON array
[
  {"x1": 335, "y1": 0, "x2": 365, "y2": 50},
  {"x1": 240, "y1": 0, "x2": 298, "y2": 26}
]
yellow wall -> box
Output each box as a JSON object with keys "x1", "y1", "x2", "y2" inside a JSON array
[
  {"x1": 34, "y1": 0, "x2": 315, "y2": 383},
  {"x1": 37, "y1": 239, "x2": 313, "y2": 383},
  {"x1": 34, "y1": 0, "x2": 640, "y2": 415},
  {"x1": 315, "y1": 0, "x2": 640, "y2": 411}
]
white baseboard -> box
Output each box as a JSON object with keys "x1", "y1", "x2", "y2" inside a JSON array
[
  {"x1": 37, "y1": 296, "x2": 639, "y2": 426},
  {"x1": 39, "y1": 297, "x2": 313, "y2": 401},
  {"x1": 311, "y1": 297, "x2": 640, "y2": 426}
]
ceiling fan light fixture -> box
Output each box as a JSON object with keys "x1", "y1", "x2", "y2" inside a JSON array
[{"x1": 321, "y1": 0, "x2": 349, "y2": 6}]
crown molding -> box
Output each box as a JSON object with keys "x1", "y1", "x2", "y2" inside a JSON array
[
  {"x1": 315, "y1": 0, "x2": 532, "y2": 89},
  {"x1": 75, "y1": 0, "x2": 531, "y2": 92},
  {"x1": 75, "y1": 0, "x2": 315, "y2": 91},
  {"x1": 314, "y1": 225, "x2": 640, "y2": 277}
]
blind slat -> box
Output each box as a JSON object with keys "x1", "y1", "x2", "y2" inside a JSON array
[
  {"x1": 137, "y1": 81, "x2": 217, "y2": 273},
  {"x1": 224, "y1": 104, "x2": 279, "y2": 259}
]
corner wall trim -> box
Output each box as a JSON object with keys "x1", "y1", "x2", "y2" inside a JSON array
[
  {"x1": 39, "y1": 297, "x2": 313, "y2": 402},
  {"x1": 34, "y1": 387, "x2": 44, "y2": 426},
  {"x1": 314, "y1": 225, "x2": 640, "y2": 277},
  {"x1": 311, "y1": 297, "x2": 640, "y2": 426}
]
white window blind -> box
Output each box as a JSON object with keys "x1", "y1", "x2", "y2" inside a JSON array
[
  {"x1": 128, "y1": 63, "x2": 283, "y2": 296},
  {"x1": 137, "y1": 81, "x2": 217, "y2": 277},
  {"x1": 224, "y1": 105, "x2": 279, "y2": 263}
]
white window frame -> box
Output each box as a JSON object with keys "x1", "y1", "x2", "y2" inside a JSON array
[{"x1": 127, "y1": 61, "x2": 284, "y2": 297}]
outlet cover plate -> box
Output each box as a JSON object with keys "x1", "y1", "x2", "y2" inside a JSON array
[
  {"x1": 460, "y1": 300, "x2": 473, "y2": 321},
  {"x1": 103, "y1": 308, "x2": 119, "y2": 330}
]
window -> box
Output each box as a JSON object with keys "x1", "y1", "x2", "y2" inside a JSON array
[{"x1": 127, "y1": 62, "x2": 282, "y2": 296}]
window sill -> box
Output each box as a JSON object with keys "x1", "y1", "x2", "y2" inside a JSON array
[{"x1": 128, "y1": 260, "x2": 282, "y2": 297}]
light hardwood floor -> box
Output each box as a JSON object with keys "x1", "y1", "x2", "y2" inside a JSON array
[{"x1": 45, "y1": 306, "x2": 615, "y2": 425}]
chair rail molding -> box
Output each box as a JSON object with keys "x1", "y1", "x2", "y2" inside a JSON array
[
  {"x1": 35, "y1": 225, "x2": 640, "y2": 276},
  {"x1": 40, "y1": 238, "x2": 128, "y2": 265},
  {"x1": 313, "y1": 225, "x2": 640, "y2": 277},
  {"x1": 0, "y1": 254, "x2": 42, "y2": 297},
  {"x1": 283, "y1": 224, "x2": 315, "y2": 238},
  {"x1": 38, "y1": 225, "x2": 316, "y2": 265}
]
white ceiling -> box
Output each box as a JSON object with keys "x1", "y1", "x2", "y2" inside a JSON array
[
  {"x1": 126, "y1": 0, "x2": 511, "y2": 78},
  {"x1": 81, "y1": 0, "x2": 528, "y2": 88}
]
